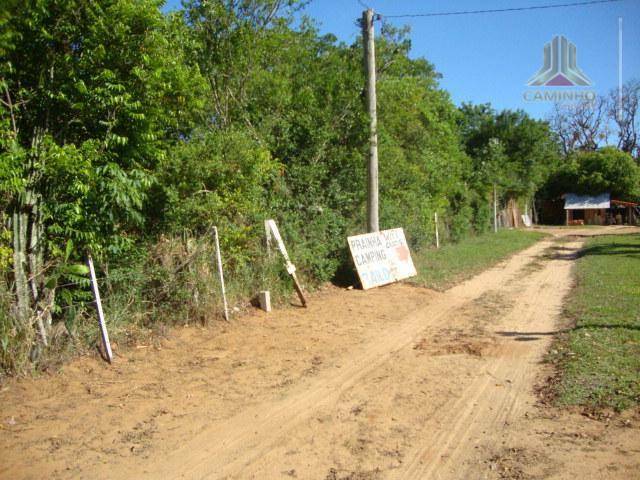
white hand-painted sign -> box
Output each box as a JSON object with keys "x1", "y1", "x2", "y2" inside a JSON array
[{"x1": 347, "y1": 228, "x2": 417, "y2": 290}]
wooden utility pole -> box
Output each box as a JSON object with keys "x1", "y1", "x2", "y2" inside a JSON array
[{"x1": 362, "y1": 9, "x2": 379, "y2": 232}]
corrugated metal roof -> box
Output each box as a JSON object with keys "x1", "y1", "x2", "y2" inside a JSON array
[{"x1": 564, "y1": 193, "x2": 610, "y2": 210}]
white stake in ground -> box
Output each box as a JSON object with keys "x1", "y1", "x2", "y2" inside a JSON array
[
  {"x1": 264, "y1": 219, "x2": 272, "y2": 258},
  {"x1": 87, "y1": 255, "x2": 113, "y2": 363},
  {"x1": 434, "y1": 212, "x2": 440, "y2": 249},
  {"x1": 265, "y1": 219, "x2": 307, "y2": 307},
  {"x1": 212, "y1": 226, "x2": 229, "y2": 322},
  {"x1": 493, "y1": 183, "x2": 498, "y2": 233}
]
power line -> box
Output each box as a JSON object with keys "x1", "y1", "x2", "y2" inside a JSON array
[{"x1": 379, "y1": 0, "x2": 623, "y2": 19}]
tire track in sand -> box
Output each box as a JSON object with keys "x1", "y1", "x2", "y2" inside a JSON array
[
  {"x1": 126, "y1": 239, "x2": 558, "y2": 480},
  {"x1": 396, "y1": 240, "x2": 581, "y2": 479}
]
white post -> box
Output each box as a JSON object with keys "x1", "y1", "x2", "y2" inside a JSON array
[
  {"x1": 493, "y1": 184, "x2": 498, "y2": 233},
  {"x1": 434, "y1": 212, "x2": 440, "y2": 249},
  {"x1": 264, "y1": 219, "x2": 272, "y2": 257},
  {"x1": 212, "y1": 226, "x2": 229, "y2": 322},
  {"x1": 266, "y1": 219, "x2": 307, "y2": 307},
  {"x1": 87, "y1": 255, "x2": 113, "y2": 363},
  {"x1": 259, "y1": 291, "x2": 271, "y2": 312}
]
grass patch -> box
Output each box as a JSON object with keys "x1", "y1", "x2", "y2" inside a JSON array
[
  {"x1": 412, "y1": 229, "x2": 547, "y2": 290},
  {"x1": 554, "y1": 233, "x2": 640, "y2": 411}
]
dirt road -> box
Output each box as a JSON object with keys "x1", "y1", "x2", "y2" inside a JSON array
[{"x1": 2, "y1": 227, "x2": 639, "y2": 479}]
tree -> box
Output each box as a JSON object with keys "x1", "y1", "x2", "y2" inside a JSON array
[
  {"x1": 372, "y1": 27, "x2": 473, "y2": 242},
  {"x1": 459, "y1": 104, "x2": 560, "y2": 198},
  {"x1": 0, "y1": 0, "x2": 204, "y2": 356},
  {"x1": 542, "y1": 147, "x2": 640, "y2": 200},
  {"x1": 549, "y1": 97, "x2": 609, "y2": 154},
  {"x1": 609, "y1": 80, "x2": 639, "y2": 160},
  {"x1": 548, "y1": 79, "x2": 640, "y2": 160}
]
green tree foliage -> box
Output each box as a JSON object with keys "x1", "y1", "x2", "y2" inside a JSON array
[
  {"x1": 375, "y1": 30, "x2": 472, "y2": 242},
  {"x1": 0, "y1": 0, "x2": 204, "y2": 370},
  {"x1": 1, "y1": 0, "x2": 205, "y2": 253},
  {"x1": 542, "y1": 147, "x2": 640, "y2": 200},
  {"x1": 459, "y1": 103, "x2": 560, "y2": 199},
  {"x1": 167, "y1": 2, "x2": 370, "y2": 280},
  {"x1": 158, "y1": 128, "x2": 281, "y2": 265}
]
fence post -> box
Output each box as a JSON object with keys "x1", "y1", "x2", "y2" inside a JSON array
[
  {"x1": 264, "y1": 219, "x2": 272, "y2": 257},
  {"x1": 265, "y1": 219, "x2": 307, "y2": 307},
  {"x1": 212, "y1": 226, "x2": 230, "y2": 322},
  {"x1": 87, "y1": 255, "x2": 113, "y2": 363},
  {"x1": 434, "y1": 212, "x2": 440, "y2": 249},
  {"x1": 493, "y1": 184, "x2": 498, "y2": 233}
]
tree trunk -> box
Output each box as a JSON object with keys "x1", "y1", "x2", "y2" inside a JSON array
[
  {"x1": 12, "y1": 208, "x2": 30, "y2": 328},
  {"x1": 28, "y1": 202, "x2": 48, "y2": 346}
]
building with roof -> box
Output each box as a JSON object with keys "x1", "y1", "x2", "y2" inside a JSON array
[{"x1": 563, "y1": 192, "x2": 639, "y2": 226}]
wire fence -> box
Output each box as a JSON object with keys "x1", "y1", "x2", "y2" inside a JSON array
[{"x1": 33, "y1": 233, "x2": 227, "y2": 324}]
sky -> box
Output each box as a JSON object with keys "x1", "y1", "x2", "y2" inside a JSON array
[{"x1": 164, "y1": 0, "x2": 640, "y2": 120}]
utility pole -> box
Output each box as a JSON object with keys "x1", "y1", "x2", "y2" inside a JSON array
[{"x1": 362, "y1": 9, "x2": 379, "y2": 232}]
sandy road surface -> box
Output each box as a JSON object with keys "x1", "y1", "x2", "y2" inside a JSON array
[{"x1": 1, "y1": 226, "x2": 639, "y2": 479}]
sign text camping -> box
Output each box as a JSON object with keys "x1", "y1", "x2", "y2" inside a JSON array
[{"x1": 348, "y1": 228, "x2": 417, "y2": 289}]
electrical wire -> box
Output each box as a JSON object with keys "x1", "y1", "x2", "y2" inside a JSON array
[{"x1": 377, "y1": 0, "x2": 623, "y2": 19}]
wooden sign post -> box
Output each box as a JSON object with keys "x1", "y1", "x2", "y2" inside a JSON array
[
  {"x1": 212, "y1": 226, "x2": 230, "y2": 322},
  {"x1": 434, "y1": 212, "x2": 440, "y2": 249},
  {"x1": 87, "y1": 255, "x2": 113, "y2": 363},
  {"x1": 265, "y1": 219, "x2": 307, "y2": 307}
]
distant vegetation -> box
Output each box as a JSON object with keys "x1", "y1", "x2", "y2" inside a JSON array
[
  {"x1": 0, "y1": 0, "x2": 638, "y2": 374},
  {"x1": 540, "y1": 146, "x2": 640, "y2": 202}
]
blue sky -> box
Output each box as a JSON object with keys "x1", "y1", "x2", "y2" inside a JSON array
[{"x1": 164, "y1": 0, "x2": 640, "y2": 119}]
